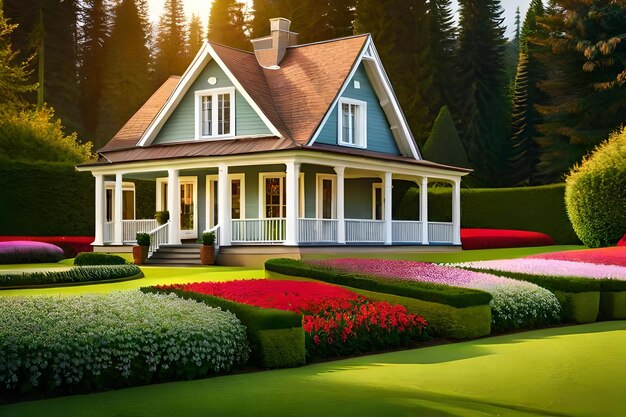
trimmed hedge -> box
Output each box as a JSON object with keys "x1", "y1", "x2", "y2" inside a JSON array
[
  {"x1": 142, "y1": 286, "x2": 305, "y2": 368},
  {"x1": 0, "y1": 265, "x2": 142, "y2": 288},
  {"x1": 0, "y1": 161, "x2": 155, "y2": 236},
  {"x1": 74, "y1": 252, "x2": 127, "y2": 266},
  {"x1": 0, "y1": 292, "x2": 249, "y2": 397},
  {"x1": 397, "y1": 183, "x2": 579, "y2": 244},
  {"x1": 565, "y1": 127, "x2": 626, "y2": 247},
  {"x1": 265, "y1": 258, "x2": 492, "y2": 308},
  {"x1": 0, "y1": 240, "x2": 64, "y2": 264}
]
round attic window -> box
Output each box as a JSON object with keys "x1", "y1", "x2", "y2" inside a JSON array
[{"x1": 207, "y1": 77, "x2": 217, "y2": 85}]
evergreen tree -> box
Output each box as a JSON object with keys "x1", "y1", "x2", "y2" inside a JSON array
[
  {"x1": 187, "y1": 13, "x2": 203, "y2": 57},
  {"x1": 208, "y1": 0, "x2": 248, "y2": 49},
  {"x1": 78, "y1": 0, "x2": 109, "y2": 137},
  {"x1": 427, "y1": 0, "x2": 456, "y2": 107},
  {"x1": 355, "y1": 0, "x2": 436, "y2": 144},
  {"x1": 154, "y1": 0, "x2": 188, "y2": 83},
  {"x1": 96, "y1": 0, "x2": 151, "y2": 147},
  {"x1": 456, "y1": 0, "x2": 509, "y2": 185},
  {"x1": 422, "y1": 106, "x2": 470, "y2": 168}
]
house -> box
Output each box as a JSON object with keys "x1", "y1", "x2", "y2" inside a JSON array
[{"x1": 77, "y1": 18, "x2": 470, "y2": 266}]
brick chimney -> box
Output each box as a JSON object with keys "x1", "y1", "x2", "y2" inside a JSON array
[{"x1": 251, "y1": 18, "x2": 299, "y2": 69}]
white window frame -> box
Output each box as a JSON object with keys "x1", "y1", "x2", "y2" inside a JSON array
[
  {"x1": 258, "y1": 172, "x2": 305, "y2": 219},
  {"x1": 205, "y1": 173, "x2": 246, "y2": 229},
  {"x1": 155, "y1": 176, "x2": 198, "y2": 239},
  {"x1": 316, "y1": 174, "x2": 337, "y2": 219},
  {"x1": 337, "y1": 97, "x2": 367, "y2": 148},
  {"x1": 372, "y1": 183, "x2": 383, "y2": 220},
  {"x1": 104, "y1": 181, "x2": 135, "y2": 221},
  {"x1": 194, "y1": 87, "x2": 236, "y2": 140}
]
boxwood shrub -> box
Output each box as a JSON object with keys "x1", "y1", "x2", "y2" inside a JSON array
[
  {"x1": 565, "y1": 127, "x2": 626, "y2": 247},
  {"x1": 142, "y1": 286, "x2": 305, "y2": 368},
  {"x1": 0, "y1": 241, "x2": 64, "y2": 264},
  {"x1": 0, "y1": 265, "x2": 142, "y2": 288},
  {"x1": 0, "y1": 292, "x2": 249, "y2": 397},
  {"x1": 74, "y1": 252, "x2": 127, "y2": 266}
]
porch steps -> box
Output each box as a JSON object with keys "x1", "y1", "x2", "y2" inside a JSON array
[{"x1": 146, "y1": 244, "x2": 203, "y2": 266}]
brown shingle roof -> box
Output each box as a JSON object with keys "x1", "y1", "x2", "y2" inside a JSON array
[{"x1": 100, "y1": 76, "x2": 180, "y2": 152}]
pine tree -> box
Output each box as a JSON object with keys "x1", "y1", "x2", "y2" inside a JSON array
[
  {"x1": 96, "y1": 0, "x2": 151, "y2": 147},
  {"x1": 208, "y1": 0, "x2": 248, "y2": 49},
  {"x1": 78, "y1": 0, "x2": 109, "y2": 137},
  {"x1": 456, "y1": 0, "x2": 509, "y2": 185},
  {"x1": 422, "y1": 106, "x2": 470, "y2": 168},
  {"x1": 427, "y1": 0, "x2": 456, "y2": 107},
  {"x1": 154, "y1": 0, "x2": 188, "y2": 84},
  {"x1": 187, "y1": 13, "x2": 203, "y2": 57}
]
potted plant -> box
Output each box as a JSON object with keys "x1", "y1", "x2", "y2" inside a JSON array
[
  {"x1": 133, "y1": 232, "x2": 150, "y2": 265},
  {"x1": 155, "y1": 210, "x2": 170, "y2": 225},
  {"x1": 200, "y1": 231, "x2": 216, "y2": 265}
]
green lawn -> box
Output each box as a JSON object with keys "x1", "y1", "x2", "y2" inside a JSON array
[{"x1": 2, "y1": 321, "x2": 624, "y2": 417}]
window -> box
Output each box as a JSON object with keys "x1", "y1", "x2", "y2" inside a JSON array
[
  {"x1": 338, "y1": 98, "x2": 367, "y2": 148},
  {"x1": 259, "y1": 173, "x2": 305, "y2": 219},
  {"x1": 195, "y1": 87, "x2": 235, "y2": 139},
  {"x1": 316, "y1": 174, "x2": 336, "y2": 219},
  {"x1": 206, "y1": 174, "x2": 246, "y2": 228},
  {"x1": 104, "y1": 182, "x2": 135, "y2": 221},
  {"x1": 372, "y1": 183, "x2": 383, "y2": 220}
]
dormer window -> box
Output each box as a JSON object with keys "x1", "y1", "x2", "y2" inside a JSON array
[
  {"x1": 338, "y1": 97, "x2": 367, "y2": 148},
  {"x1": 195, "y1": 87, "x2": 235, "y2": 139}
]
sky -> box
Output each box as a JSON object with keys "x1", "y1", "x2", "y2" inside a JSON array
[{"x1": 146, "y1": 0, "x2": 531, "y2": 39}]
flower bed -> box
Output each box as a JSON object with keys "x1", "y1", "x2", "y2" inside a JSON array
[
  {"x1": 0, "y1": 236, "x2": 93, "y2": 257},
  {"x1": 0, "y1": 240, "x2": 64, "y2": 264},
  {"x1": 0, "y1": 291, "x2": 249, "y2": 397},
  {"x1": 0, "y1": 265, "x2": 142, "y2": 288},
  {"x1": 168, "y1": 280, "x2": 428, "y2": 358},
  {"x1": 461, "y1": 228, "x2": 555, "y2": 250},
  {"x1": 309, "y1": 259, "x2": 561, "y2": 332},
  {"x1": 527, "y1": 247, "x2": 626, "y2": 267}
]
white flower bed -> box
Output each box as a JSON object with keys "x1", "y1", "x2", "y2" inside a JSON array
[{"x1": 0, "y1": 291, "x2": 249, "y2": 394}]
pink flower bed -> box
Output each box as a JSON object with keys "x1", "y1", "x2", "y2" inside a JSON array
[
  {"x1": 461, "y1": 228, "x2": 555, "y2": 250},
  {"x1": 0, "y1": 236, "x2": 93, "y2": 257},
  {"x1": 528, "y1": 247, "x2": 626, "y2": 267},
  {"x1": 0, "y1": 241, "x2": 65, "y2": 264},
  {"x1": 456, "y1": 258, "x2": 626, "y2": 280}
]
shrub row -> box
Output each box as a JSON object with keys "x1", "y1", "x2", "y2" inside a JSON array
[
  {"x1": 0, "y1": 265, "x2": 142, "y2": 288},
  {"x1": 396, "y1": 183, "x2": 579, "y2": 244},
  {"x1": 142, "y1": 286, "x2": 305, "y2": 368},
  {"x1": 265, "y1": 258, "x2": 492, "y2": 308},
  {"x1": 0, "y1": 292, "x2": 249, "y2": 397},
  {"x1": 74, "y1": 252, "x2": 127, "y2": 266},
  {"x1": 0, "y1": 241, "x2": 64, "y2": 264}
]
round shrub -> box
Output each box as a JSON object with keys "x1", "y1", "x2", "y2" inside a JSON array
[
  {"x1": 0, "y1": 240, "x2": 64, "y2": 264},
  {"x1": 0, "y1": 291, "x2": 249, "y2": 396},
  {"x1": 74, "y1": 252, "x2": 127, "y2": 266},
  {"x1": 565, "y1": 127, "x2": 626, "y2": 247}
]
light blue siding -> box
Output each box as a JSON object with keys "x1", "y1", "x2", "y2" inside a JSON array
[
  {"x1": 154, "y1": 60, "x2": 272, "y2": 144},
  {"x1": 316, "y1": 64, "x2": 400, "y2": 155}
]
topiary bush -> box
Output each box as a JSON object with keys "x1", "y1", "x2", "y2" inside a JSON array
[
  {"x1": 565, "y1": 127, "x2": 626, "y2": 247},
  {"x1": 0, "y1": 240, "x2": 64, "y2": 264},
  {"x1": 422, "y1": 106, "x2": 471, "y2": 168},
  {"x1": 74, "y1": 252, "x2": 127, "y2": 266}
]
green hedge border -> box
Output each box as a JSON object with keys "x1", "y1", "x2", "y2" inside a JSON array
[
  {"x1": 0, "y1": 272, "x2": 144, "y2": 290},
  {"x1": 0, "y1": 265, "x2": 143, "y2": 289},
  {"x1": 141, "y1": 286, "x2": 305, "y2": 369}
]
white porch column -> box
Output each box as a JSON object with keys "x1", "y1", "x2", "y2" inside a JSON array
[
  {"x1": 93, "y1": 174, "x2": 104, "y2": 245},
  {"x1": 334, "y1": 166, "x2": 345, "y2": 244},
  {"x1": 217, "y1": 164, "x2": 231, "y2": 246},
  {"x1": 420, "y1": 176, "x2": 429, "y2": 245},
  {"x1": 285, "y1": 161, "x2": 300, "y2": 245},
  {"x1": 452, "y1": 178, "x2": 462, "y2": 245},
  {"x1": 383, "y1": 171, "x2": 392, "y2": 245},
  {"x1": 113, "y1": 173, "x2": 123, "y2": 245},
  {"x1": 167, "y1": 168, "x2": 181, "y2": 245}
]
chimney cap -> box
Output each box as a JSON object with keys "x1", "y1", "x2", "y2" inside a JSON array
[{"x1": 270, "y1": 18, "x2": 292, "y2": 32}]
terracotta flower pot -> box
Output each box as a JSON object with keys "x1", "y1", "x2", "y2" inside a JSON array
[
  {"x1": 200, "y1": 245, "x2": 215, "y2": 265},
  {"x1": 133, "y1": 245, "x2": 148, "y2": 265}
]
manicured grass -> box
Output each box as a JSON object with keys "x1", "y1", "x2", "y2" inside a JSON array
[
  {"x1": 303, "y1": 245, "x2": 585, "y2": 263},
  {"x1": 2, "y1": 321, "x2": 624, "y2": 417}
]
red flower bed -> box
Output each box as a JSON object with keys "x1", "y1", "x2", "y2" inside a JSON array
[
  {"x1": 170, "y1": 279, "x2": 428, "y2": 357},
  {"x1": 528, "y1": 246, "x2": 626, "y2": 267},
  {"x1": 461, "y1": 228, "x2": 555, "y2": 250},
  {"x1": 0, "y1": 236, "x2": 93, "y2": 257}
]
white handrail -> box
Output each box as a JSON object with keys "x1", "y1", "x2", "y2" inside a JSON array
[
  {"x1": 147, "y1": 221, "x2": 169, "y2": 257},
  {"x1": 203, "y1": 224, "x2": 221, "y2": 251}
]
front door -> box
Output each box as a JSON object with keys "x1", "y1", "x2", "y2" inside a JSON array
[{"x1": 157, "y1": 177, "x2": 198, "y2": 240}]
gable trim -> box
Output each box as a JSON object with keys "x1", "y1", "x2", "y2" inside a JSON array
[
  {"x1": 138, "y1": 42, "x2": 282, "y2": 147},
  {"x1": 307, "y1": 36, "x2": 421, "y2": 160}
]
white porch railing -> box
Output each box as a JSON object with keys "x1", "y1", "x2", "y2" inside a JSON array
[
  {"x1": 392, "y1": 220, "x2": 423, "y2": 243},
  {"x1": 231, "y1": 218, "x2": 286, "y2": 243},
  {"x1": 298, "y1": 218, "x2": 338, "y2": 243},
  {"x1": 345, "y1": 219, "x2": 385, "y2": 243},
  {"x1": 104, "y1": 221, "x2": 114, "y2": 243},
  {"x1": 428, "y1": 221, "x2": 454, "y2": 243},
  {"x1": 203, "y1": 224, "x2": 221, "y2": 252},
  {"x1": 123, "y1": 219, "x2": 158, "y2": 243},
  {"x1": 148, "y1": 221, "x2": 169, "y2": 257}
]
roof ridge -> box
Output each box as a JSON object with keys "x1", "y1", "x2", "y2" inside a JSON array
[
  {"x1": 208, "y1": 41, "x2": 254, "y2": 55},
  {"x1": 287, "y1": 33, "x2": 369, "y2": 49}
]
